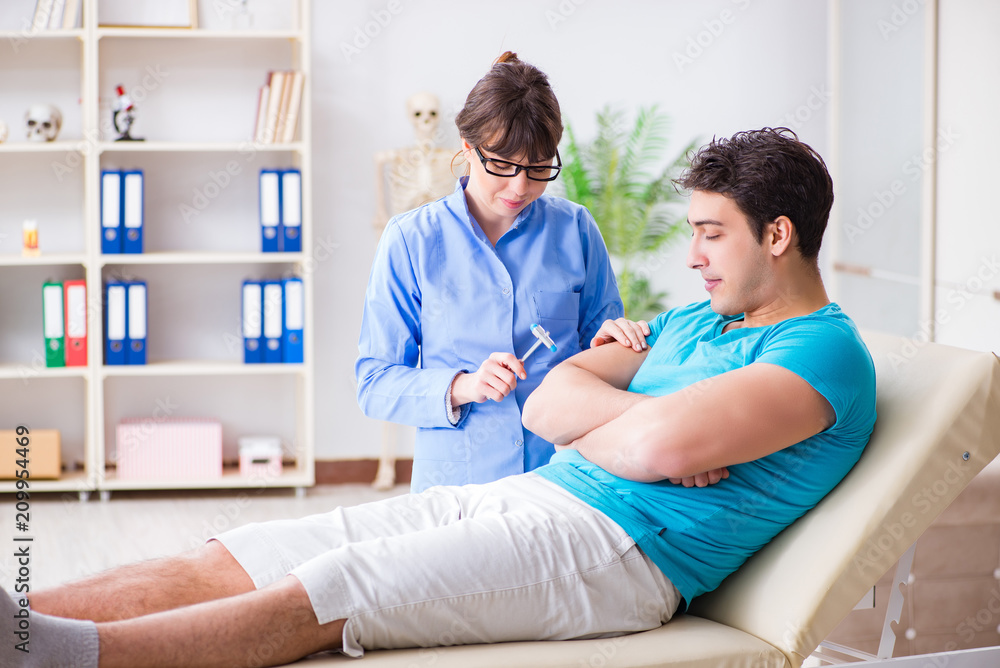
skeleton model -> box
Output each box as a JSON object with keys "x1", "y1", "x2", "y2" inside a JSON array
[
  {"x1": 371, "y1": 92, "x2": 457, "y2": 490},
  {"x1": 25, "y1": 104, "x2": 62, "y2": 141},
  {"x1": 373, "y1": 92, "x2": 457, "y2": 230}
]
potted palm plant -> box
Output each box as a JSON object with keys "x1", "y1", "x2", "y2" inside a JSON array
[{"x1": 558, "y1": 105, "x2": 696, "y2": 320}]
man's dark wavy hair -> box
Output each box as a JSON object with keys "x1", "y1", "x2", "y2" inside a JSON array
[{"x1": 675, "y1": 128, "x2": 834, "y2": 262}]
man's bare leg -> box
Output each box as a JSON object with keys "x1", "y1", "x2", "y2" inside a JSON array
[
  {"x1": 30, "y1": 541, "x2": 254, "y2": 622},
  {"x1": 99, "y1": 574, "x2": 344, "y2": 668}
]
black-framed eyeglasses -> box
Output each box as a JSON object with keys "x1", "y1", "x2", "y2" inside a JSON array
[{"x1": 474, "y1": 147, "x2": 562, "y2": 182}]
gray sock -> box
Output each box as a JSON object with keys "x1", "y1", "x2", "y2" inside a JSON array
[{"x1": 3, "y1": 590, "x2": 99, "y2": 668}]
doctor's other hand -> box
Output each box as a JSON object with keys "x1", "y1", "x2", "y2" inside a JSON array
[
  {"x1": 451, "y1": 352, "x2": 526, "y2": 405},
  {"x1": 668, "y1": 467, "x2": 730, "y2": 488},
  {"x1": 590, "y1": 317, "x2": 651, "y2": 352}
]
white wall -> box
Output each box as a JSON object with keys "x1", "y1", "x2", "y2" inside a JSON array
[
  {"x1": 310, "y1": 0, "x2": 831, "y2": 459},
  {"x1": 827, "y1": 0, "x2": 926, "y2": 338},
  {"x1": 933, "y1": 0, "x2": 1000, "y2": 353}
]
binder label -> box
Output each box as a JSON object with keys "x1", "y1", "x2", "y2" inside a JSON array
[
  {"x1": 260, "y1": 172, "x2": 280, "y2": 228},
  {"x1": 243, "y1": 283, "x2": 262, "y2": 338},
  {"x1": 107, "y1": 285, "x2": 126, "y2": 341},
  {"x1": 263, "y1": 283, "x2": 283, "y2": 339},
  {"x1": 102, "y1": 172, "x2": 120, "y2": 229},
  {"x1": 285, "y1": 280, "x2": 304, "y2": 330},
  {"x1": 43, "y1": 284, "x2": 64, "y2": 338},
  {"x1": 128, "y1": 284, "x2": 147, "y2": 339},
  {"x1": 66, "y1": 283, "x2": 86, "y2": 338},
  {"x1": 123, "y1": 172, "x2": 143, "y2": 228},
  {"x1": 282, "y1": 171, "x2": 302, "y2": 227}
]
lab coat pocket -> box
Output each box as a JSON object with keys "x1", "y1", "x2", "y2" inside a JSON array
[
  {"x1": 532, "y1": 290, "x2": 580, "y2": 321},
  {"x1": 532, "y1": 290, "x2": 582, "y2": 361}
]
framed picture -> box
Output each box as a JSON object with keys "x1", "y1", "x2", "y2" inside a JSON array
[{"x1": 98, "y1": 0, "x2": 198, "y2": 29}]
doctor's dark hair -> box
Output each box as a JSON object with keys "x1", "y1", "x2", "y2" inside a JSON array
[
  {"x1": 455, "y1": 51, "x2": 562, "y2": 163},
  {"x1": 675, "y1": 128, "x2": 834, "y2": 262}
]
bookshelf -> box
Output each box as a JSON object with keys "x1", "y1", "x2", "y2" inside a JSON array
[{"x1": 0, "y1": 0, "x2": 314, "y2": 499}]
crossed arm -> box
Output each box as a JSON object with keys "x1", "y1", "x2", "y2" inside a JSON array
[{"x1": 521, "y1": 342, "x2": 836, "y2": 483}]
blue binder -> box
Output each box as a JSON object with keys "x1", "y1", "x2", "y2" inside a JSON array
[
  {"x1": 281, "y1": 277, "x2": 304, "y2": 363},
  {"x1": 262, "y1": 280, "x2": 283, "y2": 363},
  {"x1": 259, "y1": 170, "x2": 281, "y2": 253},
  {"x1": 122, "y1": 170, "x2": 144, "y2": 254},
  {"x1": 101, "y1": 170, "x2": 122, "y2": 254},
  {"x1": 104, "y1": 281, "x2": 128, "y2": 365},
  {"x1": 242, "y1": 280, "x2": 263, "y2": 364},
  {"x1": 281, "y1": 169, "x2": 302, "y2": 253},
  {"x1": 126, "y1": 281, "x2": 147, "y2": 364}
]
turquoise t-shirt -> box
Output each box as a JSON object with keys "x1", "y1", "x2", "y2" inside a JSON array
[{"x1": 535, "y1": 300, "x2": 877, "y2": 605}]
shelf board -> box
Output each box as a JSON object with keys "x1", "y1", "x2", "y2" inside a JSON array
[
  {"x1": 0, "y1": 364, "x2": 88, "y2": 381},
  {"x1": 0, "y1": 141, "x2": 84, "y2": 154},
  {"x1": 98, "y1": 141, "x2": 303, "y2": 153},
  {"x1": 96, "y1": 28, "x2": 301, "y2": 40},
  {"x1": 99, "y1": 466, "x2": 313, "y2": 491},
  {"x1": 99, "y1": 251, "x2": 304, "y2": 265},
  {"x1": 0, "y1": 470, "x2": 91, "y2": 495},
  {"x1": 0, "y1": 253, "x2": 87, "y2": 267},
  {"x1": 101, "y1": 360, "x2": 304, "y2": 378},
  {"x1": 0, "y1": 28, "x2": 85, "y2": 41}
]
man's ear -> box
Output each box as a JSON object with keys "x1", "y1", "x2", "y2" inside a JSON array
[{"x1": 768, "y1": 216, "x2": 796, "y2": 257}]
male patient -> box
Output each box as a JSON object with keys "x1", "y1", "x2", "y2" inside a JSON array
[{"x1": 4, "y1": 128, "x2": 876, "y2": 668}]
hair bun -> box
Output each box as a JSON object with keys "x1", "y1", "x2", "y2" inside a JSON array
[{"x1": 494, "y1": 51, "x2": 520, "y2": 65}]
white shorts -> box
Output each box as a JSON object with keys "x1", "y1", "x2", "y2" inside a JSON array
[{"x1": 214, "y1": 473, "x2": 681, "y2": 658}]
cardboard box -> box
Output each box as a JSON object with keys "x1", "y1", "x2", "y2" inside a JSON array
[
  {"x1": 0, "y1": 429, "x2": 61, "y2": 480},
  {"x1": 116, "y1": 418, "x2": 222, "y2": 481}
]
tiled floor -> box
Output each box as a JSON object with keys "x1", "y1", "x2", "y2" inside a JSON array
[{"x1": 0, "y1": 483, "x2": 408, "y2": 592}]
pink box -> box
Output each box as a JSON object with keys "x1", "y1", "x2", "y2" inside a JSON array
[
  {"x1": 238, "y1": 437, "x2": 283, "y2": 480},
  {"x1": 116, "y1": 418, "x2": 222, "y2": 481}
]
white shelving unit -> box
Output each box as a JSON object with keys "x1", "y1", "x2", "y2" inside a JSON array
[{"x1": 0, "y1": 0, "x2": 314, "y2": 499}]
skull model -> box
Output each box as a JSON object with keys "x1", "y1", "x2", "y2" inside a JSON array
[
  {"x1": 25, "y1": 104, "x2": 63, "y2": 142},
  {"x1": 0, "y1": 119, "x2": 8, "y2": 143},
  {"x1": 406, "y1": 92, "x2": 441, "y2": 147}
]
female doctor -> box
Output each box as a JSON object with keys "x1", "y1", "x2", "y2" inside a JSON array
[{"x1": 356, "y1": 52, "x2": 647, "y2": 492}]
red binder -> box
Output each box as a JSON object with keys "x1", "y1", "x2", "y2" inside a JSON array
[{"x1": 63, "y1": 279, "x2": 87, "y2": 366}]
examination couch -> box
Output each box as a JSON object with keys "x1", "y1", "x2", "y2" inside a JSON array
[{"x1": 297, "y1": 331, "x2": 1000, "y2": 667}]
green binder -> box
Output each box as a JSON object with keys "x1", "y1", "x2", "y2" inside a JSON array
[{"x1": 42, "y1": 281, "x2": 65, "y2": 368}]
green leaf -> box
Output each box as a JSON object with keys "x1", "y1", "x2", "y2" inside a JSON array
[{"x1": 559, "y1": 105, "x2": 695, "y2": 317}]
